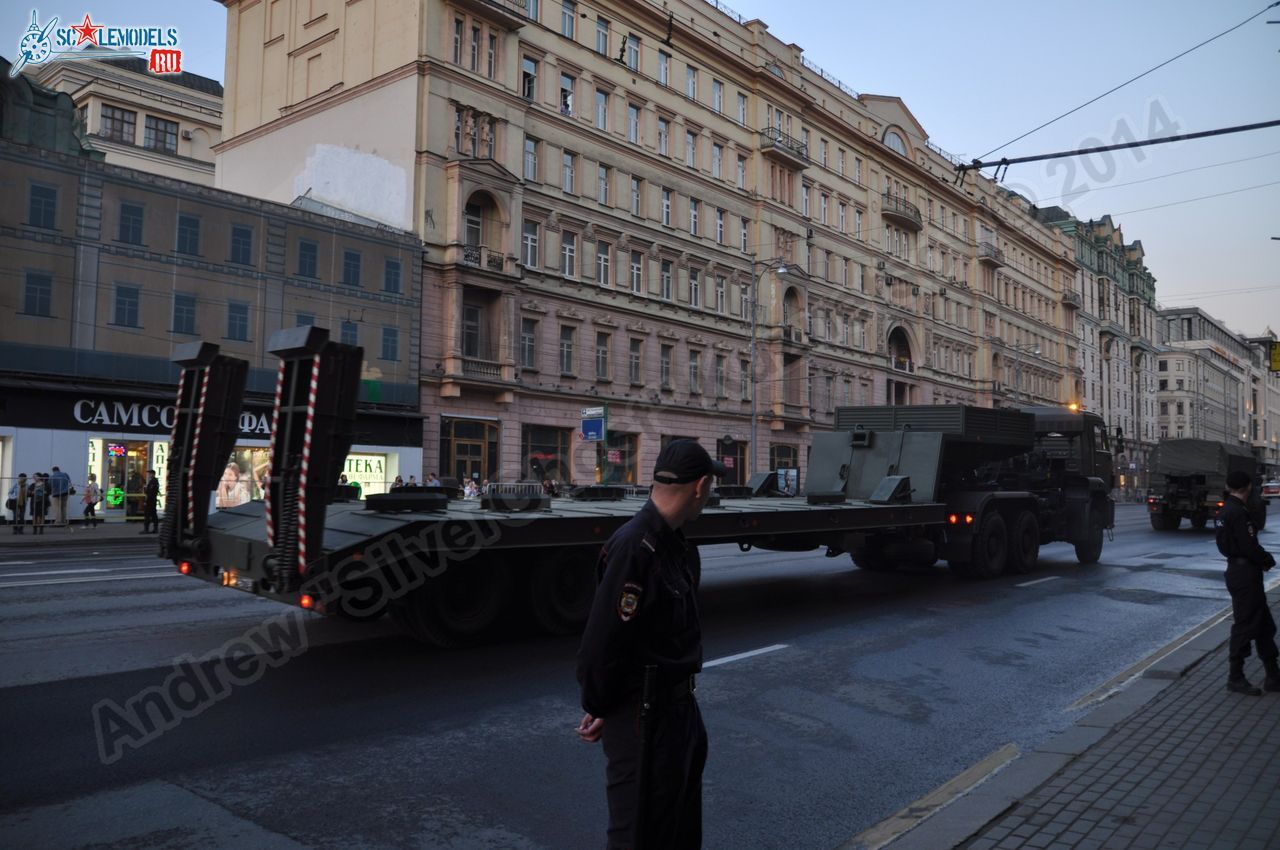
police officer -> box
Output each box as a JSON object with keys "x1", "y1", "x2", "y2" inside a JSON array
[
  {"x1": 1217, "y1": 469, "x2": 1278, "y2": 695},
  {"x1": 576, "y1": 440, "x2": 724, "y2": 849}
]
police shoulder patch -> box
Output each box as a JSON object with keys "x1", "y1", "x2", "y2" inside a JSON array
[{"x1": 618, "y1": 581, "x2": 643, "y2": 621}]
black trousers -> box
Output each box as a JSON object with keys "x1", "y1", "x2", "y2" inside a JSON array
[
  {"x1": 1226, "y1": 561, "x2": 1278, "y2": 663},
  {"x1": 143, "y1": 504, "x2": 158, "y2": 531},
  {"x1": 601, "y1": 696, "x2": 707, "y2": 850}
]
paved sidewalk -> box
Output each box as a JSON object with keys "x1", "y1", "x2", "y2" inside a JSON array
[
  {"x1": 0, "y1": 517, "x2": 158, "y2": 547},
  {"x1": 882, "y1": 589, "x2": 1280, "y2": 850}
]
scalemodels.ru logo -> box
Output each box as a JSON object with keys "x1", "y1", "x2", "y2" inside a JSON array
[{"x1": 10, "y1": 9, "x2": 183, "y2": 77}]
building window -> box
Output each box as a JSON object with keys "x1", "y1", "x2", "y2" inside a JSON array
[
  {"x1": 686, "y1": 65, "x2": 698, "y2": 99},
  {"x1": 297, "y1": 313, "x2": 315, "y2": 326},
  {"x1": 820, "y1": 194, "x2": 828, "y2": 223},
  {"x1": 838, "y1": 203, "x2": 846, "y2": 233},
  {"x1": 100, "y1": 105, "x2": 136, "y2": 143},
  {"x1": 597, "y1": 165, "x2": 610, "y2": 204},
  {"x1": 712, "y1": 144, "x2": 723, "y2": 179},
  {"x1": 660, "y1": 345, "x2": 673, "y2": 389},
  {"x1": 227, "y1": 301, "x2": 249, "y2": 340},
  {"x1": 740, "y1": 219, "x2": 748, "y2": 252},
  {"x1": 453, "y1": 18, "x2": 463, "y2": 63},
  {"x1": 23, "y1": 271, "x2": 52, "y2": 317},
  {"x1": 712, "y1": 79, "x2": 724, "y2": 113},
  {"x1": 172, "y1": 293, "x2": 196, "y2": 334},
  {"x1": 689, "y1": 198, "x2": 699, "y2": 235},
  {"x1": 657, "y1": 118, "x2": 669, "y2": 156},
  {"x1": 629, "y1": 339, "x2": 643, "y2": 384},
  {"x1": 627, "y1": 104, "x2": 640, "y2": 143},
  {"x1": 522, "y1": 220, "x2": 540, "y2": 267},
  {"x1": 595, "y1": 332, "x2": 611, "y2": 379},
  {"x1": 685, "y1": 131, "x2": 697, "y2": 167},
  {"x1": 736, "y1": 156, "x2": 746, "y2": 189},
  {"x1": 630, "y1": 251, "x2": 643, "y2": 293},
  {"x1": 715, "y1": 208, "x2": 724, "y2": 244},
  {"x1": 118, "y1": 202, "x2": 143, "y2": 244},
  {"x1": 488, "y1": 33, "x2": 497, "y2": 77},
  {"x1": 383, "y1": 258, "x2": 402, "y2": 293},
  {"x1": 298, "y1": 240, "x2": 318, "y2": 278},
  {"x1": 689, "y1": 268, "x2": 701, "y2": 309},
  {"x1": 114, "y1": 287, "x2": 140, "y2": 327},
  {"x1": 381, "y1": 327, "x2": 399, "y2": 361},
  {"x1": 854, "y1": 208, "x2": 863, "y2": 239},
  {"x1": 470, "y1": 24, "x2": 481, "y2": 71},
  {"x1": 176, "y1": 214, "x2": 200, "y2": 255},
  {"x1": 715, "y1": 276, "x2": 726, "y2": 313},
  {"x1": 28, "y1": 184, "x2": 57, "y2": 228},
  {"x1": 461, "y1": 306, "x2": 482, "y2": 357},
  {"x1": 661, "y1": 188, "x2": 672, "y2": 225},
  {"x1": 740, "y1": 358, "x2": 751, "y2": 400},
  {"x1": 521, "y1": 56, "x2": 538, "y2": 100},
  {"x1": 524, "y1": 135, "x2": 539, "y2": 180},
  {"x1": 838, "y1": 148, "x2": 845, "y2": 175},
  {"x1": 854, "y1": 157, "x2": 863, "y2": 184},
  {"x1": 340, "y1": 320, "x2": 357, "y2": 347},
  {"x1": 342, "y1": 250, "x2": 362, "y2": 286},
  {"x1": 559, "y1": 325, "x2": 576, "y2": 374},
  {"x1": 229, "y1": 225, "x2": 253, "y2": 265},
  {"x1": 630, "y1": 176, "x2": 642, "y2": 215},
  {"x1": 625, "y1": 34, "x2": 639, "y2": 70},
  {"x1": 561, "y1": 1, "x2": 576, "y2": 37},
  {"x1": 521, "y1": 318, "x2": 538, "y2": 368},
  {"x1": 596, "y1": 240, "x2": 611, "y2": 285},
  {"x1": 715, "y1": 355, "x2": 726, "y2": 396},
  {"x1": 561, "y1": 231, "x2": 577, "y2": 278},
  {"x1": 595, "y1": 88, "x2": 608, "y2": 130},
  {"x1": 559, "y1": 73, "x2": 575, "y2": 116},
  {"x1": 689, "y1": 350, "x2": 701, "y2": 394},
  {"x1": 658, "y1": 51, "x2": 670, "y2": 85},
  {"x1": 527, "y1": 0, "x2": 540, "y2": 20},
  {"x1": 802, "y1": 185, "x2": 810, "y2": 217},
  {"x1": 144, "y1": 115, "x2": 178, "y2": 153},
  {"x1": 595, "y1": 16, "x2": 609, "y2": 53},
  {"x1": 737, "y1": 92, "x2": 748, "y2": 125},
  {"x1": 562, "y1": 151, "x2": 576, "y2": 192}
]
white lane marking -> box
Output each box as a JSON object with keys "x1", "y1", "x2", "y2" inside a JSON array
[
  {"x1": 1016, "y1": 576, "x2": 1060, "y2": 588},
  {"x1": 0, "y1": 573, "x2": 179, "y2": 589},
  {"x1": 0, "y1": 561, "x2": 37, "y2": 566},
  {"x1": 0, "y1": 568, "x2": 111, "y2": 578},
  {"x1": 704, "y1": 643, "x2": 788, "y2": 668}
]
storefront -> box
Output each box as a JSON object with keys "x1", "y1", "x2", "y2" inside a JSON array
[{"x1": 0, "y1": 381, "x2": 423, "y2": 520}]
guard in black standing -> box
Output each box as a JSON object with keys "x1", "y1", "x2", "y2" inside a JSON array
[
  {"x1": 576, "y1": 440, "x2": 724, "y2": 849},
  {"x1": 142, "y1": 469, "x2": 161, "y2": 534},
  {"x1": 1217, "y1": 469, "x2": 1278, "y2": 695}
]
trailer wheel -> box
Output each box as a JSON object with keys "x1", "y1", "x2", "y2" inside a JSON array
[
  {"x1": 389, "y1": 561, "x2": 512, "y2": 647},
  {"x1": 969, "y1": 512, "x2": 1008, "y2": 579},
  {"x1": 529, "y1": 553, "x2": 596, "y2": 635},
  {"x1": 850, "y1": 541, "x2": 894, "y2": 572},
  {"x1": 1074, "y1": 509, "x2": 1105, "y2": 565},
  {"x1": 1006, "y1": 511, "x2": 1040, "y2": 575},
  {"x1": 1189, "y1": 512, "x2": 1208, "y2": 530}
]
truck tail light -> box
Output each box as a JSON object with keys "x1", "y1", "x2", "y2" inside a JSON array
[
  {"x1": 300, "y1": 594, "x2": 315, "y2": 609},
  {"x1": 179, "y1": 561, "x2": 191, "y2": 575},
  {"x1": 948, "y1": 514, "x2": 959, "y2": 525},
  {"x1": 965, "y1": 513, "x2": 974, "y2": 525}
]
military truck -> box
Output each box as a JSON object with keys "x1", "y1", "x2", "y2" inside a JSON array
[
  {"x1": 825, "y1": 405, "x2": 1115, "y2": 579},
  {"x1": 1146, "y1": 438, "x2": 1264, "y2": 531},
  {"x1": 159, "y1": 330, "x2": 1112, "y2": 646}
]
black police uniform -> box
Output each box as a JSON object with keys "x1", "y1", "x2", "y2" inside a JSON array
[
  {"x1": 577, "y1": 499, "x2": 707, "y2": 849},
  {"x1": 1217, "y1": 494, "x2": 1278, "y2": 668}
]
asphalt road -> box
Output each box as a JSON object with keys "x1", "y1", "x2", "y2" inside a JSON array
[{"x1": 0, "y1": 504, "x2": 1256, "y2": 849}]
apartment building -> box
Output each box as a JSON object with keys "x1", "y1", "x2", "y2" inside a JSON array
[
  {"x1": 215, "y1": 0, "x2": 1080, "y2": 487},
  {"x1": 30, "y1": 53, "x2": 223, "y2": 186},
  {"x1": 1156, "y1": 307, "x2": 1253, "y2": 449},
  {"x1": 0, "y1": 60, "x2": 424, "y2": 515},
  {"x1": 1037, "y1": 209, "x2": 1160, "y2": 496}
]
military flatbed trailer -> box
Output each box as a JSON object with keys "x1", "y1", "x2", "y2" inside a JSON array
[{"x1": 159, "y1": 329, "x2": 946, "y2": 646}]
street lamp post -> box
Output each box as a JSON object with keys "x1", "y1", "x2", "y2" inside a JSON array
[{"x1": 749, "y1": 256, "x2": 787, "y2": 477}]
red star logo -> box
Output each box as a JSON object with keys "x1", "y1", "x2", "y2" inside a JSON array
[{"x1": 70, "y1": 14, "x2": 103, "y2": 47}]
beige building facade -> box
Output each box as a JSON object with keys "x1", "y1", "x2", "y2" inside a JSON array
[
  {"x1": 215, "y1": 0, "x2": 1081, "y2": 487},
  {"x1": 30, "y1": 54, "x2": 223, "y2": 186}
]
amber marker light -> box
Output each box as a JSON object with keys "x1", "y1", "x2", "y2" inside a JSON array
[
  {"x1": 965, "y1": 514, "x2": 974, "y2": 524},
  {"x1": 1068, "y1": 402, "x2": 1080, "y2": 412},
  {"x1": 299, "y1": 595, "x2": 315, "y2": 609}
]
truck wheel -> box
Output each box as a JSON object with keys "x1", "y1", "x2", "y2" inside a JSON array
[
  {"x1": 389, "y1": 561, "x2": 512, "y2": 647},
  {"x1": 963, "y1": 512, "x2": 1008, "y2": 579},
  {"x1": 851, "y1": 542, "x2": 894, "y2": 571},
  {"x1": 1149, "y1": 514, "x2": 1165, "y2": 532},
  {"x1": 1190, "y1": 512, "x2": 1208, "y2": 530},
  {"x1": 529, "y1": 553, "x2": 596, "y2": 635},
  {"x1": 1075, "y1": 509, "x2": 1105, "y2": 565},
  {"x1": 1006, "y1": 511, "x2": 1040, "y2": 575}
]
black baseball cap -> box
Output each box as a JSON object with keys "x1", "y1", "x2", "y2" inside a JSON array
[{"x1": 653, "y1": 440, "x2": 727, "y2": 484}]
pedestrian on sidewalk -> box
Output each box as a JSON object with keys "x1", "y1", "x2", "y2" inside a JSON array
[
  {"x1": 82, "y1": 473, "x2": 102, "y2": 528},
  {"x1": 49, "y1": 466, "x2": 72, "y2": 526},
  {"x1": 141, "y1": 469, "x2": 160, "y2": 534},
  {"x1": 8, "y1": 473, "x2": 28, "y2": 534},
  {"x1": 28, "y1": 473, "x2": 49, "y2": 535},
  {"x1": 576, "y1": 440, "x2": 722, "y2": 849},
  {"x1": 1217, "y1": 469, "x2": 1279, "y2": 695}
]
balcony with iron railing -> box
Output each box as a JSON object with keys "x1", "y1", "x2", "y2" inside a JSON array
[
  {"x1": 453, "y1": 0, "x2": 527, "y2": 27},
  {"x1": 891, "y1": 356, "x2": 916, "y2": 374},
  {"x1": 881, "y1": 192, "x2": 923, "y2": 231},
  {"x1": 451, "y1": 243, "x2": 510, "y2": 274},
  {"x1": 977, "y1": 241, "x2": 1006, "y2": 266},
  {"x1": 1061, "y1": 288, "x2": 1082, "y2": 308},
  {"x1": 759, "y1": 127, "x2": 809, "y2": 168}
]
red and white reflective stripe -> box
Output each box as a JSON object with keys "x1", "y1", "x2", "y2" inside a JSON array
[
  {"x1": 296, "y1": 353, "x2": 321, "y2": 575},
  {"x1": 186, "y1": 368, "x2": 211, "y2": 527},
  {"x1": 171, "y1": 371, "x2": 189, "y2": 526},
  {"x1": 264, "y1": 359, "x2": 287, "y2": 549}
]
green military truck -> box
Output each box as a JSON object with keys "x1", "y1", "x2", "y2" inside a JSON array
[
  {"x1": 1146, "y1": 439, "x2": 1265, "y2": 531},
  {"x1": 822, "y1": 405, "x2": 1115, "y2": 579}
]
